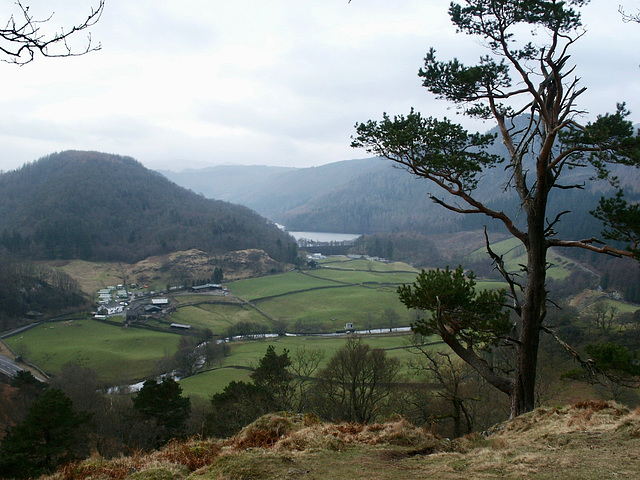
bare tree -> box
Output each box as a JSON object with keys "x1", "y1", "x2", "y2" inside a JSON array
[
  {"x1": 312, "y1": 337, "x2": 400, "y2": 423},
  {"x1": 585, "y1": 302, "x2": 620, "y2": 335},
  {"x1": 1, "y1": 1, "x2": 104, "y2": 65},
  {"x1": 407, "y1": 347, "x2": 477, "y2": 438},
  {"x1": 289, "y1": 346, "x2": 324, "y2": 412}
]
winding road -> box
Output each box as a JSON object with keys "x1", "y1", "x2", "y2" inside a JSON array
[{"x1": 0, "y1": 355, "x2": 23, "y2": 378}]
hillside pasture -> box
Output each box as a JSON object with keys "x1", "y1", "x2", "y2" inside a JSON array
[
  {"x1": 5, "y1": 319, "x2": 180, "y2": 383},
  {"x1": 253, "y1": 285, "x2": 412, "y2": 332},
  {"x1": 180, "y1": 366, "x2": 253, "y2": 398},
  {"x1": 464, "y1": 237, "x2": 574, "y2": 280},
  {"x1": 166, "y1": 303, "x2": 269, "y2": 334},
  {"x1": 179, "y1": 333, "x2": 441, "y2": 398},
  {"x1": 304, "y1": 268, "x2": 419, "y2": 285},
  {"x1": 318, "y1": 257, "x2": 417, "y2": 272},
  {"x1": 172, "y1": 259, "x2": 511, "y2": 336},
  {"x1": 227, "y1": 270, "x2": 338, "y2": 301}
]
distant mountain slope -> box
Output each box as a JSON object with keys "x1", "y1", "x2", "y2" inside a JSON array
[
  {"x1": 160, "y1": 157, "x2": 380, "y2": 222},
  {"x1": 161, "y1": 158, "x2": 458, "y2": 233},
  {"x1": 161, "y1": 159, "x2": 639, "y2": 239},
  {"x1": 0, "y1": 151, "x2": 297, "y2": 263},
  {"x1": 161, "y1": 121, "x2": 640, "y2": 238}
]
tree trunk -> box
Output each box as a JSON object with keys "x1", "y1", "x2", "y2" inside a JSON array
[
  {"x1": 452, "y1": 399, "x2": 462, "y2": 438},
  {"x1": 511, "y1": 190, "x2": 549, "y2": 417}
]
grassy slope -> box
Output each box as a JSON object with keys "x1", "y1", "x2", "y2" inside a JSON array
[
  {"x1": 7, "y1": 258, "x2": 426, "y2": 389},
  {"x1": 5, "y1": 319, "x2": 180, "y2": 383},
  {"x1": 226, "y1": 270, "x2": 339, "y2": 301},
  {"x1": 252, "y1": 285, "x2": 410, "y2": 331},
  {"x1": 179, "y1": 334, "x2": 429, "y2": 398},
  {"x1": 464, "y1": 237, "x2": 574, "y2": 280},
  {"x1": 54, "y1": 402, "x2": 640, "y2": 480},
  {"x1": 168, "y1": 304, "x2": 270, "y2": 332},
  {"x1": 165, "y1": 258, "x2": 423, "y2": 337}
]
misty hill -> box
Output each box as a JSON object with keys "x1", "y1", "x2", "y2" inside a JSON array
[
  {"x1": 0, "y1": 151, "x2": 297, "y2": 263},
  {"x1": 161, "y1": 131, "x2": 640, "y2": 239},
  {"x1": 158, "y1": 157, "x2": 381, "y2": 223}
]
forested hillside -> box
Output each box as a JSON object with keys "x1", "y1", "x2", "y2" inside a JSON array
[
  {"x1": 0, "y1": 259, "x2": 87, "y2": 329},
  {"x1": 0, "y1": 151, "x2": 297, "y2": 263}
]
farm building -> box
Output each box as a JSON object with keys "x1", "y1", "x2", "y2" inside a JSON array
[
  {"x1": 126, "y1": 304, "x2": 146, "y2": 321},
  {"x1": 190, "y1": 283, "x2": 222, "y2": 292},
  {"x1": 144, "y1": 304, "x2": 162, "y2": 314},
  {"x1": 97, "y1": 302, "x2": 124, "y2": 315},
  {"x1": 170, "y1": 323, "x2": 191, "y2": 330}
]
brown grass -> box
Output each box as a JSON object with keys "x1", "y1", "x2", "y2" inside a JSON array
[
  {"x1": 49, "y1": 249, "x2": 287, "y2": 294},
  {"x1": 154, "y1": 438, "x2": 222, "y2": 472},
  {"x1": 46, "y1": 403, "x2": 640, "y2": 480},
  {"x1": 56, "y1": 452, "x2": 151, "y2": 480}
]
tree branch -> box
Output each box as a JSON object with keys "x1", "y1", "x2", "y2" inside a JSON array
[
  {"x1": 547, "y1": 238, "x2": 635, "y2": 258},
  {"x1": 0, "y1": 0, "x2": 104, "y2": 65},
  {"x1": 435, "y1": 298, "x2": 514, "y2": 396}
]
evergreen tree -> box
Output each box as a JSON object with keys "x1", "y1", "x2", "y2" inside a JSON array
[
  {"x1": 352, "y1": 0, "x2": 640, "y2": 417},
  {"x1": 132, "y1": 378, "x2": 191, "y2": 446},
  {"x1": 251, "y1": 345, "x2": 293, "y2": 410},
  {"x1": 207, "y1": 381, "x2": 277, "y2": 438},
  {"x1": 0, "y1": 389, "x2": 90, "y2": 478}
]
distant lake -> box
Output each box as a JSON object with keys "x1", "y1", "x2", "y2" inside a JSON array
[{"x1": 288, "y1": 231, "x2": 362, "y2": 243}]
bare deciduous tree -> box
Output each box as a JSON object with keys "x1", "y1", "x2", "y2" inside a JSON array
[
  {"x1": 312, "y1": 337, "x2": 400, "y2": 423},
  {"x1": 289, "y1": 346, "x2": 324, "y2": 412},
  {"x1": 408, "y1": 348, "x2": 476, "y2": 438},
  {"x1": 585, "y1": 302, "x2": 620, "y2": 335}
]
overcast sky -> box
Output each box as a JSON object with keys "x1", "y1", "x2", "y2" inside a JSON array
[{"x1": 0, "y1": 0, "x2": 638, "y2": 172}]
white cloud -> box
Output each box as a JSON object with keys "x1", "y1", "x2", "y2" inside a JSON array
[{"x1": 0, "y1": 0, "x2": 638, "y2": 172}]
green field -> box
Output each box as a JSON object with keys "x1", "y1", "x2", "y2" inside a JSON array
[
  {"x1": 6, "y1": 258, "x2": 427, "y2": 392},
  {"x1": 596, "y1": 297, "x2": 640, "y2": 314},
  {"x1": 304, "y1": 268, "x2": 419, "y2": 285},
  {"x1": 318, "y1": 258, "x2": 417, "y2": 272},
  {"x1": 11, "y1": 255, "x2": 631, "y2": 398},
  {"x1": 179, "y1": 333, "x2": 441, "y2": 398},
  {"x1": 464, "y1": 237, "x2": 574, "y2": 280},
  {"x1": 167, "y1": 260, "x2": 425, "y2": 335},
  {"x1": 5, "y1": 319, "x2": 180, "y2": 383},
  {"x1": 253, "y1": 285, "x2": 411, "y2": 332},
  {"x1": 227, "y1": 270, "x2": 339, "y2": 301},
  {"x1": 166, "y1": 303, "x2": 269, "y2": 333},
  {"x1": 179, "y1": 366, "x2": 253, "y2": 398}
]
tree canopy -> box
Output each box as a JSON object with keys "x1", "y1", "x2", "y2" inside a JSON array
[
  {"x1": 132, "y1": 378, "x2": 191, "y2": 447},
  {"x1": 352, "y1": 0, "x2": 640, "y2": 417},
  {"x1": 0, "y1": 389, "x2": 90, "y2": 478}
]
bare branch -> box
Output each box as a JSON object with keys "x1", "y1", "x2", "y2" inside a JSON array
[
  {"x1": 0, "y1": 0, "x2": 104, "y2": 65},
  {"x1": 548, "y1": 237, "x2": 635, "y2": 258},
  {"x1": 544, "y1": 210, "x2": 571, "y2": 237},
  {"x1": 483, "y1": 227, "x2": 523, "y2": 316},
  {"x1": 619, "y1": 5, "x2": 640, "y2": 23},
  {"x1": 542, "y1": 325, "x2": 640, "y2": 388}
]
